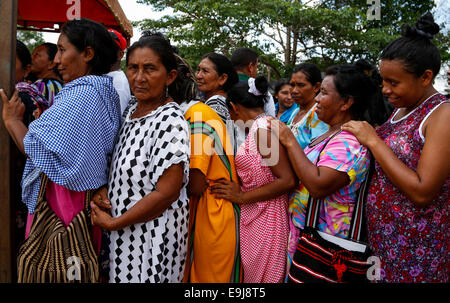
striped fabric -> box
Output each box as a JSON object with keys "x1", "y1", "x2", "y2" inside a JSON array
[
  {"x1": 204, "y1": 95, "x2": 230, "y2": 124},
  {"x1": 33, "y1": 78, "x2": 64, "y2": 108},
  {"x1": 187, "y1": 118, "x2": 241, "y2": 283},
  {"x1": 189, "y1": 121, "x2": 233, "y2": 180},
  {"x1": 17, "y1": 174, "x2": 99, "y2": 283},
  {"x1": 288, "y1": 228, "x2": 370, "y2": 283}
]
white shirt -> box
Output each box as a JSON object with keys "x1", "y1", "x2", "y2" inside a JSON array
[
  {"x1": 107, "y1": 70, "x2": 131, "y2": 115},
  {"x1": 264, "y1": 94, "x2": 276, "y2": 117}
]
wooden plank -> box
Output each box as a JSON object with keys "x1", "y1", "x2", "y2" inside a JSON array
[{"x1": 0, "y1": 0, "x2": 17, "y2": 283}]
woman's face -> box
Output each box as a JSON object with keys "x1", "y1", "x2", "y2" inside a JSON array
[
  {"x1": 15, "y1": 57, "x2": 30, "y2": 83},
  {"x1": 379, "y1": 59, "x2": 428, "y2": 109},
  {"x1": 196, "y1": 58, "x2": 227, "y2": 99},
  {"x1": 126, "y1": 47, "x2": 176, "y2": 103},
  {"x1": 315, "y1": 75, "x2": 345, "y2": 125},
  {"x1": 289, "y1": 71, "x2": 320, "y2": 107},
  {"x1": 54, "y1": 34, "x2": 92, "y2": 83},
  {"x1": 31, "y1": 45, "x2": 54, "y2": 78},
  {"x1": 276, "y1": 84, "x2": 293, "y2": 110}
]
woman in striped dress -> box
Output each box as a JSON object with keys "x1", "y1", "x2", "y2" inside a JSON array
[{"x1": 210, "y1": 76, "x2": 296, "y2": 283}]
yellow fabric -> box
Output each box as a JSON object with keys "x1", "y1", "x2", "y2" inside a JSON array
[{"x1": 183, "y1": 102, "x2": 239, "y2": 283}]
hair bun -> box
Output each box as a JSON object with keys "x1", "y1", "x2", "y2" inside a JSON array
[
  {"x1": 141, "y1": 30, "x2": 165, "y2": 39},
  {"x1": 254, "y1": 75, "x2": 269, "y2": 96},
  {"x1": 404, "y1": 12, "x2": 440, "y2": 40},
  {"x1": 354, "y1": 59, "x2": 373, "y2": 73}
]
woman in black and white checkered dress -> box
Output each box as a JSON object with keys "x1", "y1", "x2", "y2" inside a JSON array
[{"x1": 90, "y1": 33, "x2": 190, "y2": 283}]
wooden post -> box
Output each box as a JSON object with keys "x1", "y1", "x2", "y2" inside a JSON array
[{"x1": 0, "y1": 0, "x2": 17, "y2": 283}]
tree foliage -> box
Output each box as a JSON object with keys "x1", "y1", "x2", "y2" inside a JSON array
[
  {"x1": 136, "y1": 0, "x2": 449, "y2": 79},
  {"x1": 16, "y1": 29, "x2": 46, "y2": 53}
]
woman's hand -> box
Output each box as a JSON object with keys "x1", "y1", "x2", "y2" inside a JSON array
[
  {"x1": 209, "y1": 179, "x2": 244, "y2": 204},
  {"x1": 341, "y1": 120, "x2": 380, "y2": 148},
  {"x1": 1, "y1": 89, "x2": 28, "y2": 155},
  {"x1": 187, "y1": 168, "x2": 209, "y2": 198},
  {"x1": 90, "y1": 186, "x2": 112, "y2": 212},
  {"x1": 91, "y1": 203, "x2": 117, "y2": 231},
  {"x1": 1, "y1": 89, "x2": 25, "y2": 125},
  {"x1": 267, "y1": 118, "x2": 296, "y2": 149}
]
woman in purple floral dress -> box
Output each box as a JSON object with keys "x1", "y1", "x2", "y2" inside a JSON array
[{"x1": 343, "y1": 13, "x2": 449, "y2": 282}]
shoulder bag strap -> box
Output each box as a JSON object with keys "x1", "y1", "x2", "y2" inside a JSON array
[
  {"x1": 304, "y1": 130, "x2": 341, "y2": 229},
  {"x1": 348, "y1": 153, "x2": 374, "y2": 242},
  {"x1": 305, "y1": 131, "x2": 372, "y2": 242}
]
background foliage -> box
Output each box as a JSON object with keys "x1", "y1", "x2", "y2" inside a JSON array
[{"x1": 136, "y1": 0, "x2": 449, "y2": 80}]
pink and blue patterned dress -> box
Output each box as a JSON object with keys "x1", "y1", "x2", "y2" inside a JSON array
[
  {"x1": 366, "y1": 93, "x2": 449, "y2": 282},
  {"x1": 287, "y1": 131, "x2": 370, "y2": 267}
]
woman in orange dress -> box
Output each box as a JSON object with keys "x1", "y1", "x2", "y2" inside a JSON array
[{"x1": 178, "y1": 54, "x2": 241, "y2": 283}]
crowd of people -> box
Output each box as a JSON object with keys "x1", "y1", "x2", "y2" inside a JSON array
[{"x1": 1, "y1": 11, "x2": 448, "y2": 283}]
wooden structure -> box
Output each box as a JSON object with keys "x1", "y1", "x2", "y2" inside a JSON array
[
  {"x1": 0, "y1": 0, "x2": 133, "y2": 283},
  {"x1": 17, "y1": 0, "x2": 133, "y2": 38}
]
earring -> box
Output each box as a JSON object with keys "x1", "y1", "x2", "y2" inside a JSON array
[{"x1": 165, "y1": 86, "x2": 169, "y2": 99}]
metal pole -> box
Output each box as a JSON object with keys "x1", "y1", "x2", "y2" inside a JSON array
[{"x1": 0, "y1": 0, "x2": 17, "y2": 283}]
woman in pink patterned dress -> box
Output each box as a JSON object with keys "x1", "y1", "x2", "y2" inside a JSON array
[
  {"x1": 210, "y1": 76, "x2": 296, "y2": 283},
  {"x1": 342, "y1": 13, "x2": 449, "y2": 282}
]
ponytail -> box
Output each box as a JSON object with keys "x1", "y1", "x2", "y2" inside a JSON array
[
  {"x1": 226, "y1": 75, "x2": 271, "y2": 109},
  {"x1": 354, "y1": 59, "x2": 394, "y2": 126}
]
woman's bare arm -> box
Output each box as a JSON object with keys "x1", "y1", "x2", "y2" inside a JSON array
[
  {"x1": 91, "y1": 163, "x2": 185, "y2": 230},
  {"x1": 342, "y1": 103, "x2": 450, "y2": 207}
]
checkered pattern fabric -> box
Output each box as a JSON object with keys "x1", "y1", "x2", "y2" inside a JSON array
[
  {"x1": 21, "y1": 75, "x2": 121, "y2": 214},
  {"x1": 107, "y1": 99, "x2": 190, "y2": 282}
]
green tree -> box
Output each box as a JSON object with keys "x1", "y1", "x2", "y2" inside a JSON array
[
  {"x1": 136, "y1": 0, "x2": 449, "y2": 79},
  {"x1": 16, "y1": 29, "x2": 46, "y2": 53}
]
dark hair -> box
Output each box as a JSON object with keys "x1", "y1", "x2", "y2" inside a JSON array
[
  {"x1": 274, "y1": 78, "x2": 290, "y2": 95},
  {"x1": 325, "y1": 64, "x2": 380, "y2": 125},
  {"x1": 291, "y1": 63, "x2": 322, "y2": 85},
  {"x1": 61, "y1": 18, "x2": 118, "y2": 75},
  {"x1": 16, "y1": 40, "x2": 31, "y2": 68},
  {"x1": 381, "y1": 12, "x2": 441, "y2": 78},
  {"x1": 230, "y1": 47, "x2": 258, "y2": 70},
  {"x1": 355, "y1": 59, "x2": 394, "y2": 125},
  {"x1": 273, "y1": 78, "x2": 290, "y2": 103},
  {"x1": 226, "y1": 75, "x2": 269, "y2": 109},
  {"x1": 202, "y1": 53, "x2": 239, "y2": 92},
  {"x1": 39, "y1": 42, "x2": 61, "y2": 78},
  {"x1": 139, "y1": 30, "x2": 180, "y2": 54},
  {"x1": 41, "y1": 42, "x2": 58, "y2": 61},
  {"x1": 174, "y1": 53, "x2": 198, "y2": 102},
  {"x1": 126, "y1": 32, "x2": 186, "y2": 103}
]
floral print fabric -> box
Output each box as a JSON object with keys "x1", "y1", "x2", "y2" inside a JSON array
[{"x1": 366, "y1": 93, "x2": 449, "y2": 282}]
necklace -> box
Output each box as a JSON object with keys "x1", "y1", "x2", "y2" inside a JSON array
[
  {"x1": 292, "y1": 102, "x2": 315, "y2": 124},
  {"x1": 131, "y1": 96, "x2": 172, "y2": 119},
  {"x1": 308, "y1": 125, "x2": 343, "y2": 149}
]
